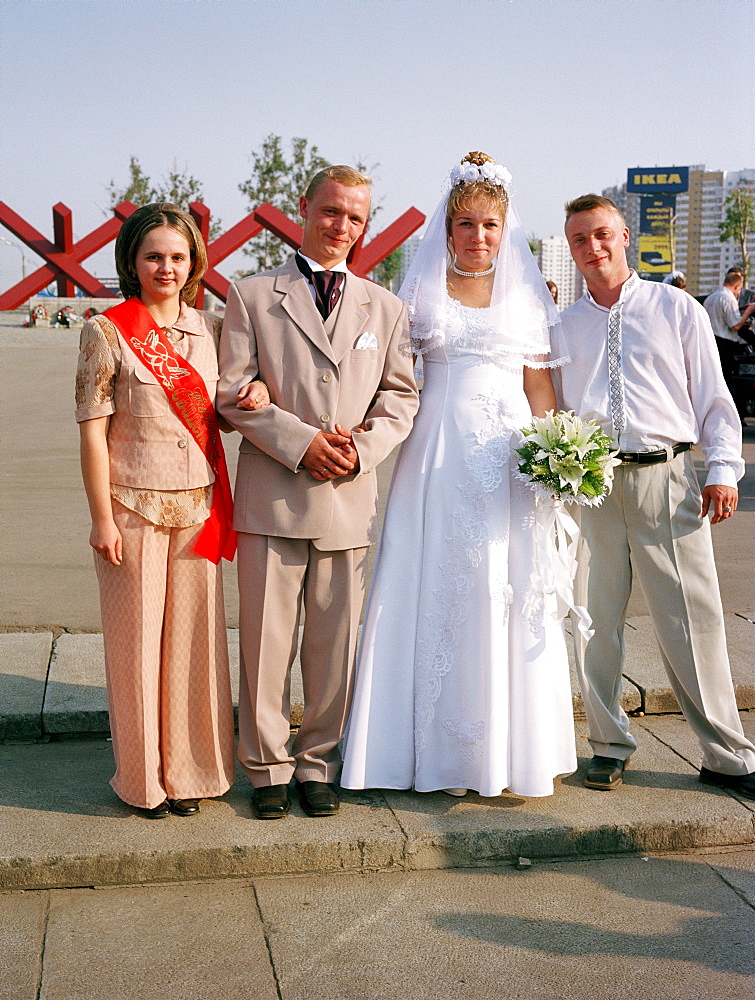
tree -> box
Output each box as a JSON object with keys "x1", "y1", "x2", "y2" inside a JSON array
[
  {"x1": 719, "y1": 184, "x2": 754, "y2": 286},
  {"x1": 106, "y1": 156, "x2": 156, "y2": 207},
  {"x1": 159, "y1": 165, "x2": 206, "y2": 209},
  {"x1": 373, "y1": 247, "x2": 403, "y2": 291},
  {"x1": 107, "y1": 157, "x2": 222, "y2": 238},
  {"x1": 237, "y1": 135, "x2": 330, "y2": 275}
]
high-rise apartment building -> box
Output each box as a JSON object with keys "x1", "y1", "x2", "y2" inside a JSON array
[
  {"x1": 601, "y1": 181, "x2": 641, "y2": 274},
  {"x1": 395, "y1": 233, "x2": 421, "y2": 289},
  {"x1": 676, "y1": 168, "x2": 755, "y2": 294},
  {"x1": 537, "y1": 236, "x2": 578, "y2": 310},
  {"x1": 602, "y1": 166, "x2": 755, "y2": 297}
]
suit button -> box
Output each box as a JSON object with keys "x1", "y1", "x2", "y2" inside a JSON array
[
  {"x1": 320, "y1": 414, "x2": 330, "y2": 423},
  {"x1": 322, "y1": 373, "x2": 332, "y2": 382},
  {"x1": 178, "y1": 440, "x2": 187, "y2": 449}
]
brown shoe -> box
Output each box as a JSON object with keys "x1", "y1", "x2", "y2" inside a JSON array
[
  {"x1": 251, "y1": 784, "x2": 291, "y2": 820},
  {"x1": 169, "y1": 798, "x2": 200, "y2": 817},
  {"x1": 296, "y1": 780, "x2": 339, "y2": 817}
]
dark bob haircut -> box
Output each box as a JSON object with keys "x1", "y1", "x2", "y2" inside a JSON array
[{"x1": 114, "y1": 203, "x2": 208, "y2": 306}]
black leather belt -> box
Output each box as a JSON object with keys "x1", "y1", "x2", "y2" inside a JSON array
[{"x1": 618, "y1": 442, "x2": 691, "y2": 465}]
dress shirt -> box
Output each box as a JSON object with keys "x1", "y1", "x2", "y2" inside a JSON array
[
  {"x1": 297, "y1": 252, "x2": 349, "y2": 304},
  {"x1": 558, "y1": 273, "x2": 744, "y2": 488},
  {"x1": 704, "y1": 285, "x2": 746, "y2": 344}
]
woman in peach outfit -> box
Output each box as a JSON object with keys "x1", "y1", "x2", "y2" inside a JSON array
[{"x1": 76, "y1": 204, "x2": 266, "y2": 818}]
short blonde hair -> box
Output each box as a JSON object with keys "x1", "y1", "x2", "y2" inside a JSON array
[
  {"x1": 304, "y1": 165, "x2": 371, "y2": 200},
  {"x1": 564, "y1": 194, "x2": 626, "y2": 226},
  {"x1": 115, "y1": 203, "x2": 208, "y2": 306},
  {"x1": 445, "y1": 152, "x2": 509, "y2": 237}
]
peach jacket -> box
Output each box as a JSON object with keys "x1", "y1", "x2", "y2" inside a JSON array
[{"x1": 75, "y1": 304, "x2": 221, "y2": 523}]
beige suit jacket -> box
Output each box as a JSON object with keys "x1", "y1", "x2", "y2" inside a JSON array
[{"x1": 217, "y1": 256, "x2": 419, "y2": 550}]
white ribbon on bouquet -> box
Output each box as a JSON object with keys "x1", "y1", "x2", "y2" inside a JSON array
[{"x1": 524, "y1": 497, "x2": 594, "y2": 642}]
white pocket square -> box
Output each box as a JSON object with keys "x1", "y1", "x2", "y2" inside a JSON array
[{"x1": 355, "y1": 332, "x2": 379, "y2": 350}]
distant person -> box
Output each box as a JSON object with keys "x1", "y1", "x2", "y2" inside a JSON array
[
  {"x1": 662, "y1": 270, "x2": 687, "y2": 290},
  {"x1": 704, "y1": 270, "x2": 755, "y2": 417},
  {"x1": 546, "y1": 279, "x2": 559, "y2": 304},
  {"x1": 76, "y1": 203, "x2": 267, "y2": 819},
  {"x1": 557, "y1": 193, "x2": 755, "y2": 801},
  {"x1": 728, "y1": 267, "x2": 755, "y2": 343}
]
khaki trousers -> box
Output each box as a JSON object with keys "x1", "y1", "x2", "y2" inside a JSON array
[
  {"x1": 96, "y1": 501, "x2": 236, "y2": 809},
  {"x1": 573, "y1": 451, "x2": 755, "y2": 775},
  {"x1": 236, "y1": 533, "x2": 368, "y2": 787}
]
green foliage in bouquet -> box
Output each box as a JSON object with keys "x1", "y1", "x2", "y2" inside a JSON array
[{"x1": 516, "y1": 410, "x2": 621, "y2": 506}]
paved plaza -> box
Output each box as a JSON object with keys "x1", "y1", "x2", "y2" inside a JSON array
[{"x1": 1, "y1": 311, "x2": 753, "y2": 998}]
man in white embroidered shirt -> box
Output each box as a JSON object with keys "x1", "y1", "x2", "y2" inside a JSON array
[{"x1": 557, "y1": 193, "x2": 755, "y2": 800}]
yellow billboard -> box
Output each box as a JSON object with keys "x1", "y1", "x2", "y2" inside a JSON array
[{"x1": 638, "y1": 235, "x2": 672, "y2": 274}]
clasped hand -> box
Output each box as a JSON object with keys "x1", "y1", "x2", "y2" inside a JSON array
[
  {"x1": 234, "y1": 384, "x2": 362, "y2": 481},
  {"x1": 302, "y1": 425, "x2": 363, "y2": 481}
]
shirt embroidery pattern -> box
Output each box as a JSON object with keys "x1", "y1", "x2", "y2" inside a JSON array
[{"x1": 607, "y1": 302, "x2": 625, "y2": 439}]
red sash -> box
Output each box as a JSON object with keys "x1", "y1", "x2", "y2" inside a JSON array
[{"x1": 104, "y1": 297, "x2": 236, "y2": 563}]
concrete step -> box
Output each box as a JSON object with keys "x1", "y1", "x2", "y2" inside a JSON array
[
  {"x1": 0, "y1": 714, "x2": 753, "y2": 892},
  {"x1": 3, "y1": 615, "x2": 754, "y2": 740}
]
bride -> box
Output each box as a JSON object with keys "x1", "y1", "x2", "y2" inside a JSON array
[{"x1": 341, "y1": 152, "x2": 577, "y2": 798}]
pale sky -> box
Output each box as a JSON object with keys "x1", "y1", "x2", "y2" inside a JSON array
[{"x1": 1, "y1": 0, "x2": 753, "y2": 287}]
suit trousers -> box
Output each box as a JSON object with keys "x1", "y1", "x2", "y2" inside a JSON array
[
  {"x1": 96, "y1": 501, "x2": 236, "y2": 809},
  {"x1": 573, "y1": 451, "x2": 755, "y2": 775},
  {"x1": 236, "y1": 532, "x2": 368, "y2": 787}
]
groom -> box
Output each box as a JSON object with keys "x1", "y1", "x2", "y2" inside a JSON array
[{"x1": 217, "y1": 165, "x2": 419, "y2": 819}]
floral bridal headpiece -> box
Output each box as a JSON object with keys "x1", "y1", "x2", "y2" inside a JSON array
[{"x1": 448, "y1": 152, "x2": 512, "y2": 192}]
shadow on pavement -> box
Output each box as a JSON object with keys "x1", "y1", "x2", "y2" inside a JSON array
[{"x1": 435, "y1": 854, "x2": 755, "y2": 976}]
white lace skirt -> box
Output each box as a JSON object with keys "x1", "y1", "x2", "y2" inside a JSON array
[{"x1": 342, "y1": 351, "x2": 577, "y2": 797}]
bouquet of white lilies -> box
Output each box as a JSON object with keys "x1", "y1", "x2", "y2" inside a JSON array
[{"x1": 515, "y1": 410, "x2": 621, "y2": 507}]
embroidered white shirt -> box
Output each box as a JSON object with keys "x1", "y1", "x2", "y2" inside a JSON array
[{"x1": 557, "y1": 273, "x2": 743, "y2": 488}]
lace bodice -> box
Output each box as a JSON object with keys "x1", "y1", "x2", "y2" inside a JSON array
[{"x1": 411, "y1": 294, "x2": 568, "y2": 371}]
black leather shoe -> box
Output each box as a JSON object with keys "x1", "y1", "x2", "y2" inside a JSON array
[
  {"x1": 583, "y1": 756, "x2": 627, "y2": 790},
  {"x1": 169, "y1": 798, "x2": 200, "y2": 817},
  {"x1": 296, "y1": 780, "x2": 340, "y2": 817},
  {"x1": 251, "y1": 784, "x2": 291, "y2": 820},
  {"x1": 699, "y1": 767, "x2": 755, "y2": 801},
  {"x1": 139, "y1": 800, "x2": 170, "y2": 819}
]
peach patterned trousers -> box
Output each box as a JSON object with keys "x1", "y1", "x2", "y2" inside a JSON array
[{"x1": 95, "y1": 501, "x2": 236, "y2": 809}]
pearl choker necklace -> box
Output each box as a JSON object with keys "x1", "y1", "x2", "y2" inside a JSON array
[{"x1": 452, "y1": 260, "x2": 495, "y2": 278}]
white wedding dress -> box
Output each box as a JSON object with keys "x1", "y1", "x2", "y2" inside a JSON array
[{"x1": 341, "y1": 296, "x2": 577, "y2": 798}]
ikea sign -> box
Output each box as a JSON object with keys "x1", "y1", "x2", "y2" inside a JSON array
[{"x1": 627, "y1": 167, "x2": 689, "y2": 194}]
